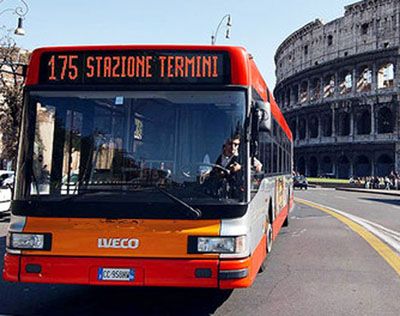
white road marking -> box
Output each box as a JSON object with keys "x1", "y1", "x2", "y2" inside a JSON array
[
  {"x1": 291, "y1": 215, "x2": 330, "y2": 220},
  {"x1": 336, "y1": 196, "x2": 347, "y2": 200},
  {"x1": 296, "y1": 198, "x2": 400, "y2": 254},
  {"x1": 292, "y1": 228, "x2": 307, "y2": 237}
]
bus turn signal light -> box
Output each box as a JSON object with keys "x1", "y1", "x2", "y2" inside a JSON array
[
  {"x1": 7, "y1": 232, "x2": 52, "y2": 251},
  {"x1": 188, "y1": 236, "x2": 247, "y2": 254}
]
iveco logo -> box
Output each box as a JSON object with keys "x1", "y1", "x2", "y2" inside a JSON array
[{"x1": 97, "y1": 238, "x2": 140, "y2": 249}]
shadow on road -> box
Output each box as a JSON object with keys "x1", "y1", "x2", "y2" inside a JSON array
[
  {"x1": 359, "y1": 197, "x2": 400, "y2": 207},
  {"x1": 35, "y1": 286, "x2": 233, "y2": 316},
  {"x1": 0, "y1": 237, "x2": 233, "y2": 315}
]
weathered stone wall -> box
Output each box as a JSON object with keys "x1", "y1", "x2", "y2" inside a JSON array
[
  {"x1": 274, "y1": 0, "x2": 400, "y2": 178},
  {"x1": 275, "y1": 0, "x2": 400, "y2": 84}
]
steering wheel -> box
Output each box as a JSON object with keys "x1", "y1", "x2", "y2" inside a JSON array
[{"x1": 181, "y1": 163, "x2": 230, "y2": 179}]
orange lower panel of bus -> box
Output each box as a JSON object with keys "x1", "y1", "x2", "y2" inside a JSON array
[{"x1": 3, "y1": 242, "x2": 266, "y2": 289}]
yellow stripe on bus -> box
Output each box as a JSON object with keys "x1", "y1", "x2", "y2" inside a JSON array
[{"x1": 295, "y1": 198, "x2": 400, "y2": 277}]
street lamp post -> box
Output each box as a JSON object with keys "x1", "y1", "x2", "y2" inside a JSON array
[
  {"x1": 0, "y1": 0, "x2": 29, "y2": 36},
  {"x1": 211, "y1": 14, "x2": 232, "y2": 45}
]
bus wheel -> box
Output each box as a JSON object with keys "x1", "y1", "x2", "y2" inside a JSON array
[
  {"x1": 283, "y1": 214, "x2": 289, "y2": 227},
  {"x1": 266, "y1": 223, "x2": 273, "y2": 254},
  {"x1": 259, "y1": 223, "x2": 273, "y2": 273},
  {"x1": 258, "y1": 260, "x2": 266, "y2": 273}
]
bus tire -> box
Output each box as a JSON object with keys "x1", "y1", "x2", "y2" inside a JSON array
[
  {"x1": 259, "y1": 222, "x2": 273, "y2": 274},
  {"x1": 266, "y1": 223, "x2": 273, "y2": 254},
  {"x1": 283, "y1": 214, "x2": 289, "y2": 227},
  {"x1": 258, "y1": 259, "x2": 267, "y2": 273},
  {"x1": 284, "y1": 189, "x2": 290, "y2": 228}
]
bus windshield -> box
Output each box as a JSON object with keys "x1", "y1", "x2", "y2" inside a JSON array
[{"x1": 18, "y1": 90, "x2": 247, "y2": 208}]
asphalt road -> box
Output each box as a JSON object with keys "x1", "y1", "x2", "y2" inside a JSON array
[
  {"x1": 295, "y1": 188, "x2": 400, "y2": 233},
  {"x1": 0, "y1": 189, "x2": 399, "y2": 315}
]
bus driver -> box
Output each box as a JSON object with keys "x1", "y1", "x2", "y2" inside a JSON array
[
  {"x1": 216, "y1": 136, "x2": 242, "y2": 174},
  {"x1": 203, "y1": 135, "x2": 243, "y2": 199},
  {"x1": 215, "y1": 135, "x2": 262, "y2": 175}
]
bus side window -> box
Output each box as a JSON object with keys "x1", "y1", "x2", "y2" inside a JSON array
[{"x1": 259, "y1": 126, "x2": 272, "y2": 176}]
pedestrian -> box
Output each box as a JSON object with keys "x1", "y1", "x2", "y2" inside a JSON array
[
  {"x1": 384, "y1": 176, "x2": 391, "y2": 190},
  {"x1": 373, "y1": 176, "x2": 379, "y2": 189},
  {"x1": 364, "y1": 177, "x2": 371, "y2": 189}
]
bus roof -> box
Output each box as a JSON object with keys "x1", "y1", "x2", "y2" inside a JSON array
[
  {"x1": 25, "y1": 44, "x2": 292, "y2": 141},
  {"x1": 26, "y1": 45, "x2": 249, "y2": 86}
]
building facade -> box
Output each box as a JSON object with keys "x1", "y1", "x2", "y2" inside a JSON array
[{"x1": 274, "y1": 0, "x2": 400, "y2": 178}]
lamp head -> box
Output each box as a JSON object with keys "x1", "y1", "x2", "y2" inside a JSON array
[
  {"x1": 14, "y1": 17, "x2": 26, "y2": 36},
  {"x1": 225, "y1": 28, "x2": 230, "y2": 39},
  {"x1": 227, "y1": 15, "x2": 232, "y2": 27}
]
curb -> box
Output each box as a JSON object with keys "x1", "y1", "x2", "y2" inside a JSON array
[{"x1": 335, "y1": 187, "x2": 400, "y2": 197}]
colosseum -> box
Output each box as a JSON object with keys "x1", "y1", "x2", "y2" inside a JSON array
[{"x1": 274, "y1": 0, "x2": 400, "y2": 178}]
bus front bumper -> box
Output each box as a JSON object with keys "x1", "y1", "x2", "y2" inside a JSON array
[{"x1": 2, "y1": 253, "x2": 254, "y2": 289}]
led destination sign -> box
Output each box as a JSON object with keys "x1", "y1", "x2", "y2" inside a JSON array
[{"x1": 39, "y1": 51, "x2": 230, "y2": 85}]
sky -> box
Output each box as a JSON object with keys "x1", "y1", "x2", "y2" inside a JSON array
[{"x1": 2, "y1": 0, "x2": 355, "y2": 87}]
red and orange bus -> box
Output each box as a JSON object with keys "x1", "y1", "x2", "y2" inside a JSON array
[{"x1": 3, "y1": 45, "x2": 293, "y2": 288}]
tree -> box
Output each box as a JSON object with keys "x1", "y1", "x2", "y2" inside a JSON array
[{"x1": 0, "y1": 34, "x2": 29, "y2": 168}]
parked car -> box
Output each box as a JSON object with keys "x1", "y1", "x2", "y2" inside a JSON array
[
  {"x1": 0, "y1": 170, "x2": 14, "y2": 188},
  {"x1": 0, "y1": 186, "x2": 12, "y2": 214},
  {"x1": 0, "y1": 171, "x2": 13, "y2": 214},
  {"x1": 293, "y1": 175, "x2": 308, "y2": 190}
]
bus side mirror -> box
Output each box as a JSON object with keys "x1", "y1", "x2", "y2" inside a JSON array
[{"x1": 255, "y1": 101, "x2": 271, "y2": 132}]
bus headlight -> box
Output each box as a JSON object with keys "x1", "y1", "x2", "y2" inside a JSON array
[
  {"x1": 189, "y1": 236, "x2": 247, "y2": 254},
  {"x1": 8, "y1": 232, "x2": 51, "y2": 250}
]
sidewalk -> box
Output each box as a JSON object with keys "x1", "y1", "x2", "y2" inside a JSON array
[{"x1": 335, "y1": 187, "x2": 400, "y2": 197}]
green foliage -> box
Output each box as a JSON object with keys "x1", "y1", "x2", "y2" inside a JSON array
[
  {"x1": 307, "y1": 177, "x2": 349, "y2": 184},
  {"x1": 0, "y1": 36, "x2": 29, "y2": 166}
]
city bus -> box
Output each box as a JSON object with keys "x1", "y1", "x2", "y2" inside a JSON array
[{"x1": 3, "y1": 45, "x2": 293, "y2": 289}]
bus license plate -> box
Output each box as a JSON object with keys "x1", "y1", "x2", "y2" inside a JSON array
[{"x1": 98, "y1": 268, "x2": 135, "y2": 281}]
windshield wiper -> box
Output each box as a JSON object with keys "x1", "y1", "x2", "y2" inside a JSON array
[
  {"x1": 60, "y1": 186, "x2": 202, "y2": 219},
  {"x1": 61, "y1": 188, "x2": 119, "y2": 201},
  {"x1": 155, "y1": 187, "x2": 202, "y2": 219}
]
